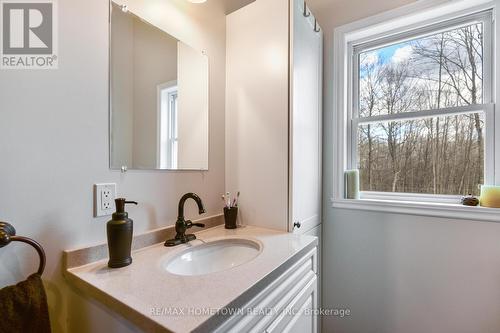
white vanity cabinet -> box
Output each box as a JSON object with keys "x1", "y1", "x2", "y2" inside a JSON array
[
  {"x1": 226, "y1": 0, "x2": 323, "y2": 235},
  {"x1": 213, "y1": 247, "x2": 318, "y2": 333}
]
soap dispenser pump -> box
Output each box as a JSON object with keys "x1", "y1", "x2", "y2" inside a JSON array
[{"x1": 107, "y1": 198, "x2": 138, "y2": 268}]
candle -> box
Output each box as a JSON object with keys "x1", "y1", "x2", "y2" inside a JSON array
[
  {"x1": 344, "y1": 169, "x2": 360, "y2": 200},
  {"x1": 479, "y1": 185, "x2": 500, "y2": 208}
]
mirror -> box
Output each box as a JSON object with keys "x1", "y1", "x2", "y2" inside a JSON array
[{"x1": 109, "y1": 2, "x2": 209, "y2": 170}]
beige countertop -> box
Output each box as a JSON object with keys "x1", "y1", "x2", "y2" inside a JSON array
[{"x1": 65, "y1": 225, "x2": 318, "y2": 333}]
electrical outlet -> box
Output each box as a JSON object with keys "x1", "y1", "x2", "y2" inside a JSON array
[{"x1": 94, "y1": 183, "x2": 117, "y2": 217}]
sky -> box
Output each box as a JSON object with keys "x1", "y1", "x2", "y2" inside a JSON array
[{"x1": 362, "y1": 41, "x2": 413, "y2": 67}]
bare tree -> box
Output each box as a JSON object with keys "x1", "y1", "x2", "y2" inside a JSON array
[{"x1": 357, "y1": 23, "x2": 485, "y2": 196}]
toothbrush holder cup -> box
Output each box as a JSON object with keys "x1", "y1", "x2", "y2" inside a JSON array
[{"x1": 224, "y1": 207, "x2": 238, "y2": 229}]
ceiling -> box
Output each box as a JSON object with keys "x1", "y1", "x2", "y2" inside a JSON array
[
  {"x1": 221, "y1": 0, "x2": 256, "y2": 14},
  {"x1": 306, "y1": 0, "x2": 416, "y2": 29}
]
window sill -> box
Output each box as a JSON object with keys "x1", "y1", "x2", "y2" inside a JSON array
[{"x1": 331, "y1": 198, "x2": 500, "y2": 223}]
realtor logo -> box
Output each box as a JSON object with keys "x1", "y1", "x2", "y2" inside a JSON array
[{"x1": 1, "y1": 0, "x2": 57, "y2": 69}]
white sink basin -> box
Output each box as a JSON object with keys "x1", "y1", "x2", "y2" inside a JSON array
[{"x1": 163, "y1": 238, "x2": 262, "y2": 276}]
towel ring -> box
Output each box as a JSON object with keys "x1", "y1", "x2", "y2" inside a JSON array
[{"x1": 0, "y1": 222, "x2": 46, "y2": 275}]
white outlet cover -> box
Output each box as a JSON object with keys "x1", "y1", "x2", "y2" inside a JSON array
[{"x1": 94, "y1": 183, "x2": 117, "y2": 217}]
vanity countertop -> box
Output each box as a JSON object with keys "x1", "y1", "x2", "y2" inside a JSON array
[{"x1": 65, "y1": 225, "x2": 318, "y2": 333}]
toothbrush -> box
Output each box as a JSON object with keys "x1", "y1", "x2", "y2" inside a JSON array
[
  {"x1": 235, "y1": 191, "x2": 240, "y2": 207},
  {"x1": 226, "y1": 192, "x2": 231, "y2": 208},
  {"x1": 221, "y1": 194, "x2": 226, "y2": 207}
]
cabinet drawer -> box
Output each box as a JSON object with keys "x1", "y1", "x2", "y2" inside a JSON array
[
  {"x1": 252, "y1": 272, "x2": 317, "y2": 333},
  {"x1": 215, "y1": 247, "x2": 317, "y2": 333},
  {"x1": 266, "y1": 275, "x2": 317, "y2": 333}
]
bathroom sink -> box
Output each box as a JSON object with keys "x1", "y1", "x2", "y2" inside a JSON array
[{"x1": 162, "y1": 238, "x2": 261, "y2": 276}]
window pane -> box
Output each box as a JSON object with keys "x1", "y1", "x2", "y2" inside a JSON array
[
  {"x1": 359, "y1": 22, "x2": 483, "y2": 117},
  {"x1": 358, "y1": 113, "x2": 484, "y2": 195}
]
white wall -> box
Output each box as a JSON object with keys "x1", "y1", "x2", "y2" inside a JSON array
[
  {"x1": 305, "y1": 0, "x2": 500, "y2": 331},
  {"x1": 225, "y1": 0, "x2": 290, "y2": 231},
  {"x1": 322, "y1": 209, "x2": 500, "y2": 333},
  {"x1": 0, "y1": 0, "x2": 226, "y2": 332}
]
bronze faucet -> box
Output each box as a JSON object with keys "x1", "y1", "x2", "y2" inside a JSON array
[{"x1": 164, "y1": 193, "x2": 206, "y2": 247}]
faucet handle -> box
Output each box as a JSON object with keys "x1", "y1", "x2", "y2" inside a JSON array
[{"x1": 186, "y1": 221, "x2": 205, "y2": 229}]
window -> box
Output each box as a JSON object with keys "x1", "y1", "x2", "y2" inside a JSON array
[
  {"x1": 349, "y1": 11, "x2": 494, "y2": 201},
  {"x1": 157, "y1": 81, "x2": 178, "y2": 169},
  {"x1": 332, "y1": 1, "x2": 500, "y2": 221}
]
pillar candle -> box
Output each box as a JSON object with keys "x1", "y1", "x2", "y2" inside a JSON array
[
  {"x1": 480, "y1": 185, "x2": 500, "y2": 208},
  {"x1": 344, "y1": 169, "x2": 360, "y2": 200}
]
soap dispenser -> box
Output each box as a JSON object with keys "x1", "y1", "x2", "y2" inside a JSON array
[{"x1": 107, "y1": 198, "x2": 138, "y2": 268}]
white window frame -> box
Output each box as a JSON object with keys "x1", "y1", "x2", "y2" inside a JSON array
[
  {"x1": 157, "y1": 80, "x2": 178, "y2": 169},
  {"x1": 331, "y1": 0, "x2": 500, "y2": 222}
]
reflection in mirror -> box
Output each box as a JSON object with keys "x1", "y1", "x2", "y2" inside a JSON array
[{"x1": 110, "y1": 2, "x2": 209, "y2": 170}]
